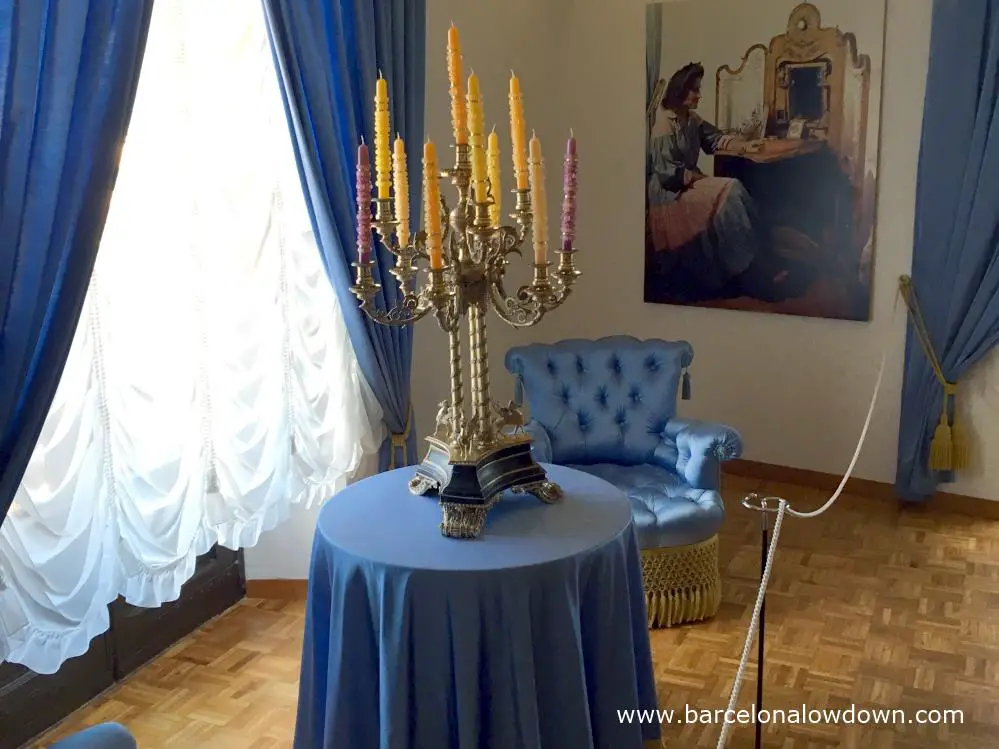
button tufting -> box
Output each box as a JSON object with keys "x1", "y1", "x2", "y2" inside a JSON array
[
  {"x1": 644, "y1": 354, "x2": 660, "y2": 372},
  {"x1": 628, "y1": 386, "x2": 642, "y2": 405},
  {"x1": 575, "y1": 356, "x2": 586, "y2": 375},
  {"x1": 595, "y1": 386, "x2": 609, "y2": 408},
  {"x1": 546, "y1": 359, "x2": 558, "y2": 376},
  {"x1": 559, "y1": 385, "x2": 571, "y2": 404},
  {"x1": 614, "y1": 408, "x2": 628, "y2": 428},
  {"x1": 577, "y1": 410, "x2": 591, "y2": 432}
]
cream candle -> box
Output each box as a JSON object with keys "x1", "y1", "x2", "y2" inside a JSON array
[
  {"x1": 528, "y1": 132, "x2": 547, "y2": 265},
  {"x1": 393, "y1": 135, "x2": 410, "y2": 246}
]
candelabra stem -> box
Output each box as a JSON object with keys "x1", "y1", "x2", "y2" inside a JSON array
[
  {"x1": 448, "y1": 327, "x2": 464, "y2": 446},
  {"x1": 468, "y1": 301, "x2": 491, "y2": 444}
]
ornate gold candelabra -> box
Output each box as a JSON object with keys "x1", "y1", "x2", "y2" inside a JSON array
[{"x1": 350, "y1": 143, "x2": 580, "y2": 539}]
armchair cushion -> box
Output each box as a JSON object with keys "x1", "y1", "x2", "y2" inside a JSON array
[{"x1": 567, "y1": 462, "x2": 724, "y2": 548}]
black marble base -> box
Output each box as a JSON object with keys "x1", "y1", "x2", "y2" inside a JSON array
[{"x1": 409, "y1": 437, "x2": 562, "y2": 507}]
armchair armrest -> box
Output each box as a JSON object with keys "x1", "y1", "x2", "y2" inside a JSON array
[
  {"x1": 656, "y1": 417, "x2": 742, "y2": 490},
  {"x1": 523, "y1": 418, "x2": 553, "y2": 463}
]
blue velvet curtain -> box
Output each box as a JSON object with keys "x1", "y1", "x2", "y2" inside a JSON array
[
  {"x1": 262, "y1": 0, "x2": 426, "y2": 471},
  {"x1": 895, "y1": 0, "x2": 999, "y2": 500},
  {"x1": 0, "y1": 0, "x2": 154, "y2": 525}
]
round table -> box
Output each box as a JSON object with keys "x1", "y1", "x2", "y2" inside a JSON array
[{"x1": 294, "y1": 464, "x2": 661, "y2": 749}]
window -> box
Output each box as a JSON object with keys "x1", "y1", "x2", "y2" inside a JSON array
[{"x1": 0, "y1": 0, "x2": 383, "y2": 675}]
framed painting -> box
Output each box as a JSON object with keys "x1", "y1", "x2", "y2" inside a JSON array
[{"x1": 644, "y1": 0, "x2": 886, "y2": 320}]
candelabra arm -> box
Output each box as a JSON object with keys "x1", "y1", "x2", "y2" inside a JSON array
[
  {"x1": 485, "y1": 223, "x2": 544, "y2": 327},
  {"x1": 488, "y1": 281, "x2": 544, "y2": 328},
  {"x1": 350, "y1": 259, "x2": 435, "y2": 327},
  {"x1": 487, "y1": 252, "x2": 581, "y2": 328}
]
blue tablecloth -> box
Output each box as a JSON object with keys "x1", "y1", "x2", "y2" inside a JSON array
[{"x1": 295, "y1": 464, "x2": 660, "y2": 749}]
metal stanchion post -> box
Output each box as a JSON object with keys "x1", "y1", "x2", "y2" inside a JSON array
[{"x1": 755, "y1": 500, "x2": 767, "y2": 749}]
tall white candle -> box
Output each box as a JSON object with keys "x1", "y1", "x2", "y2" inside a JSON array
[{"x1": 528, "y1": 132, "x2": 547, "y2": 265}]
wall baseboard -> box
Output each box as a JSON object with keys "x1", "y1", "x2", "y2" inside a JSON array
[
  {"x1": 724, "y1": 458, "x2": 999, "y2": 519},
  {"x1": 245, "y1": 579, "x2": 309, "y2": 599},
  {"x1": 243, "y1": 462, "x2": 996, "y2": 602}
]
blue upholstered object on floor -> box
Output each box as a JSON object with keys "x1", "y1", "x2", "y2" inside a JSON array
[
  {"x1": 505, "y1": 336, "x2": 742, "y2": 551},
  {"x1": 48, "y1": 723, "x2": 136, "y2": 748},
  {"x1": 566, "y1": 461, "x2": 724, "y2": 549}
]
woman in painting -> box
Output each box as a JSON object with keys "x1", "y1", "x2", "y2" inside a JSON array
[{"x1": 645, "y1": 62, "x2": 806, "y2": 303}]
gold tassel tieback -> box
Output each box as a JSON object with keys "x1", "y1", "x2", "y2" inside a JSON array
[
  {"x1": 929, "y1": 396, "x2": 952, "y2": 471},
  {"x1": 928, "y1": 381, "x2": 968, "y2": 472},
  {"x1": 899, "y1": 276, "x2": 970, "y2": 474}
]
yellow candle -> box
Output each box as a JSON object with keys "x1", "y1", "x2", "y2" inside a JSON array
[
  {"x1": 528, "y1": 132, "x2": 547, "y2": 265},
  {"x1": 447, "y1": 24, "x2": 467, "y2": 146},
  {"x1": 509, "y1": 72, "x2": 529, "y2": 191},
  {"x1": 467, "y1": 72, "x2": 488, "y2": 206},
  {"x1": 487, "y1": 127, "x2": 501, "y2": 226},
  {"x1": 393, "y1": 135, "x2": 410, "y2": 246},
  {"x1": 374, "y1": 74, "x2": 391, "y2": 200},
  {"x1": 424, "y1": 140, "x2": 443, "y2": 269}
]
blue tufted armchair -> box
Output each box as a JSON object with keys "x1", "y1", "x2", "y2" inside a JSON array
[{"x1": 505, "y1": 336, "x2": 743, "y2": 627}]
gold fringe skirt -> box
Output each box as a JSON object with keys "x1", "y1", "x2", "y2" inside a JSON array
[{"x1": 641, "y1": 535, "x2": 721, "y2": 628}]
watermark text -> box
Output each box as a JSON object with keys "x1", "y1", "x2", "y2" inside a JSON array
[{"x1": 618, "y1": 705, "x2": 964, "y2": 727}]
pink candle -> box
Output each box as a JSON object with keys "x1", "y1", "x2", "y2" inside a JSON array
[
  {"x1": 561, "y1": 132, "x2": 577, "y2": 251},
  {"x1": 356, "y1": 142, "x2": 373, "y2": 263}
]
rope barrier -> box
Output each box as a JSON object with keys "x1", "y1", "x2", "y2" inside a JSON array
[{"x1": 714, "y1": 288, "x2": 900, "y2": 748}]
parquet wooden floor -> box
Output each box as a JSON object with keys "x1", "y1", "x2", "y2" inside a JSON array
[{"x1": 33, "y1": 474, "x2": 999, "y2": 748}]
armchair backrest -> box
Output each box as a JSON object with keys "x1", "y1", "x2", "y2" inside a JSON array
[{"x1": 505, "y1": 336, "x2": 693, "y2": 466}]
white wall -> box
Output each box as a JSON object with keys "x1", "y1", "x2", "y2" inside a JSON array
[{"x1": 412, "y1": 0, "x2": 999, "y2": 501}]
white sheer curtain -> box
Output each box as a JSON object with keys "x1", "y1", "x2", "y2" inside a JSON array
[{"x1": 0, "y1": 0, "x2": 384, "y2": 674}]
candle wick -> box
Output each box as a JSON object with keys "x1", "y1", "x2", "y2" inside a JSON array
[
  {"x1": 378, "y1": 69, "x2": 383, "y2": 79},
  {"x1": 360, "y1": 135, "x2": 366, "y2": 145},
  {"x1": 490, "y1": 124, "x2": 496, "y2": 134},
  {"x1": 570, "y1": 127, "x2": 574, "y2": 138}
]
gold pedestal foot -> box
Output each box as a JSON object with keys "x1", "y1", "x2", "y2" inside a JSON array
[
  {"x1": 510, "y1": 480, "x2": 563, "y2": 504},
  {"x1": 409, "y1": 473, "x2": 440, "y2": 495},
  {"x1": 439, "y1": 501, "x2": 492, "y2": 539}
]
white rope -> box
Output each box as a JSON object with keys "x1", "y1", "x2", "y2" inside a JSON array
[
  {"x1": 784, "y1": 346, "x2": 886, "y2": 519},
  {"x1": 714, "y1": 291, "x2": 901, "y2": 748}
]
